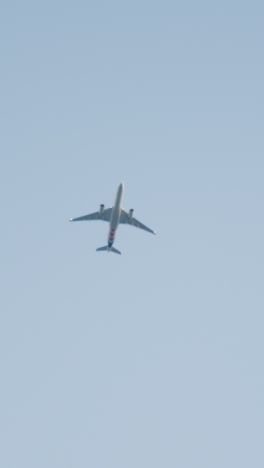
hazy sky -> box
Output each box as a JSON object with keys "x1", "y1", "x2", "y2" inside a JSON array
[{"x1": 1, "y1": 2, "x2": 263, "y2": 467}]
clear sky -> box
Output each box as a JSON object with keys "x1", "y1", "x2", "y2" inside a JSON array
[{"x1": 1, "y1": 1, "x2": 263, "y2": 467}]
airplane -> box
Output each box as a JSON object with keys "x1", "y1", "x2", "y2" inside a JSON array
[{"x1": 70, "y1": 181, "x2": 156, "y2": 255}]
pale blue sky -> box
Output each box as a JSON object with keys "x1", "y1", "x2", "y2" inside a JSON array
[{"x1": 1, "y1": 2, "x2": 263, "y2": 467}]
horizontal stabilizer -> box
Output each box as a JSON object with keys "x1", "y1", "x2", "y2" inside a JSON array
[
  {"x1": 96, "y1": 245, "x2": 108, "y2": 252},
  {"x1": 111, "y1": 247, "x2": 121, "y2": 255},
  {"x1": 96, "y1": 246, "x2": 121, "y2": 255}
]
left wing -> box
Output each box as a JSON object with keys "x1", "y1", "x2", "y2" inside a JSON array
[
  {"x1": 70, "y1": 208, "x2": 112, "y2": 223},
  {"x1": 119, "y1": 209, "x2": 156, "y2": 235}
]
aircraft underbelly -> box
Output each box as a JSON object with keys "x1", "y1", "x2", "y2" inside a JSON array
[{"x1": 110, "y1": 209, "x2": 120, "y2": 229}]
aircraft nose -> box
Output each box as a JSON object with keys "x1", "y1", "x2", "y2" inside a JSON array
[{"x1": 120, "y1": 181, "x2": 124, "y2": 190}]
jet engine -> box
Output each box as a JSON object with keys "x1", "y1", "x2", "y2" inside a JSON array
[
  {"x1": 129, "y1": 209, "x2": 134, "y2": 219},
  {"x1": 99, "y1": 204, "x2": 105, "y2": 214}
]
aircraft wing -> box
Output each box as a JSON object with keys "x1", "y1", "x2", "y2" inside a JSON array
[
  {"x1": 119, "y1": 209, "x2": 156, "y2": 234},
  {"x1": 70, "y1": 208, "x2": 112, "y2": 222}
]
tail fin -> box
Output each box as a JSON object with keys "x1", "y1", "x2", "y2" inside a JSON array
[{"x1": 96, "y1": 246, "x2": 121, "y2": 255}]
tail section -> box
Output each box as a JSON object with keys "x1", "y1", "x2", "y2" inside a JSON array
[{"x1": 96, "y1": 245, "x2": 121, "y2": 255}]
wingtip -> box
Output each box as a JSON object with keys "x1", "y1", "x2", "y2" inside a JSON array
[
  {"x1": 154, "y1": 231, "x2": 157, "y2": 235},
  {"x1": 69, "y1": 218, "x2": 73, "y2": 222}
]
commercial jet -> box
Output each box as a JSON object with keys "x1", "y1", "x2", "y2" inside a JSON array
[{"x1": 70, "y1": 182, "x2": 156, "y2": 255}]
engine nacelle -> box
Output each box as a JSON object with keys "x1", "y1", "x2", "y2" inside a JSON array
[
  {"x1": 129, "y1": 209, "x2": 134, "y2": 219},
  {"x1": 99, "y1": 204, "x2": 105, "y2": 214}
]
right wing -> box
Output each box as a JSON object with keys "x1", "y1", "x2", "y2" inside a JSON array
[
  {"x1": 119, "y1": 209, "x2": 156, "y2": 234},
  {"x1": 70, "y1": 208, "x2": 112, "y2": 223}
]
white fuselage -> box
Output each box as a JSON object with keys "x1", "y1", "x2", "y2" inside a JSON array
[{"x1": 108, "y1": 182, "x2": 124, "y2": 249}]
